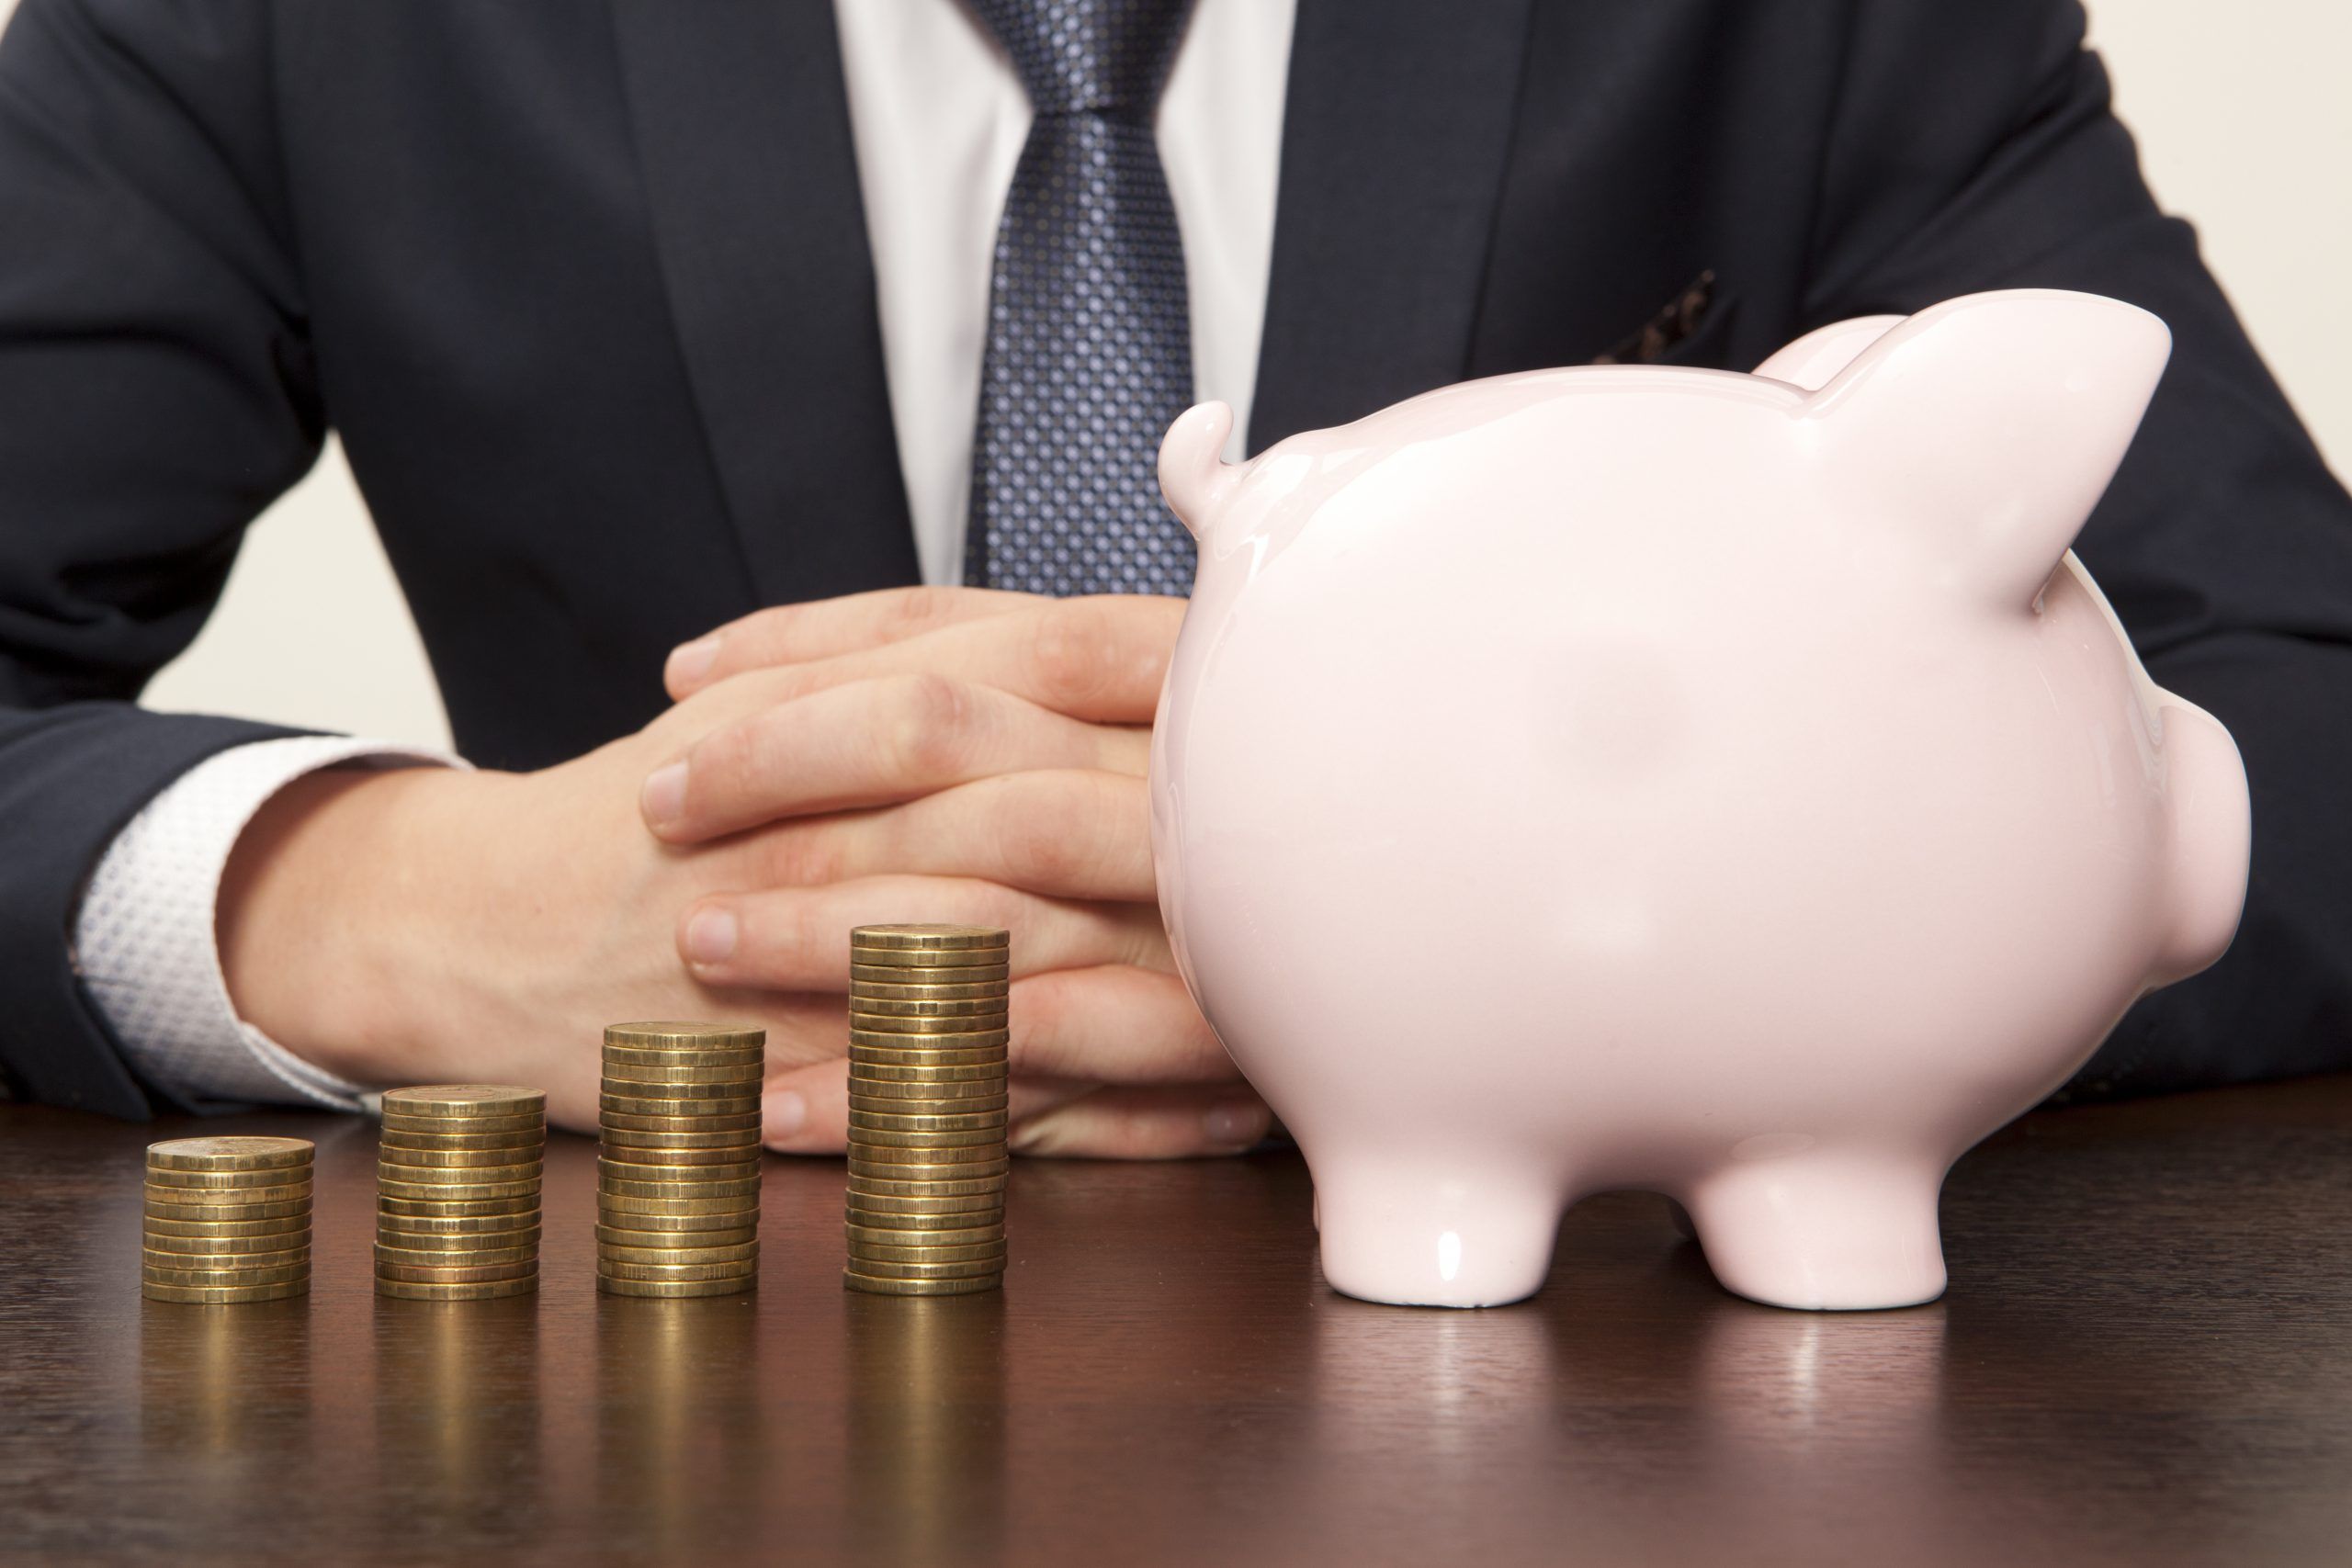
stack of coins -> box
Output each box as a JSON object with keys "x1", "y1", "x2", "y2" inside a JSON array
[
  {"x1": 844, "y1": 925, "x2": 1011, "y2": 1296},
  {"x1": 375, "y1": 1085, "x2": 547, "y2": 1301},
  {"x1": 597, "y1": 1022, "x2": 765, "y2": 1298},
  {"x1": 142, "y1": 1137, "x2": 315, "y2": 1303}
]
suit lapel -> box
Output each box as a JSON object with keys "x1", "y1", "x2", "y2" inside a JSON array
[
  {"x1": 1249, "y1": 0, "x2": 1537, "y2": 453},
  {"x1": 609, "y1": 0, "x2": 920, "y2": 604}
]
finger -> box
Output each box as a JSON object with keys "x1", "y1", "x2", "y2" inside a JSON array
[
  {"x1": 691, "y1": 593, "x2": 1185, "y2": 727},
  {"x1": 1001, "y1": 964, "x2": 1237, "y2": 1084},
  {"x1": 677, "y1": 874, "x2": 1173, "y2": 988},
  {"x1": 752, "y1": 770, "x2": 1155, "y2": 902},
  {"x1": 667, "y1": 586, "x2": 1042, "y2": 698},
  {"x1": 1011, "y1": 1085, "x2": 1273, "y2": 1159},
  {"x1": 644, "y1": 674, "x2": 1148, "y2": 843},
  {"x1": 760, "y1": 1057, "x2": 1102, "y2": 1155}
]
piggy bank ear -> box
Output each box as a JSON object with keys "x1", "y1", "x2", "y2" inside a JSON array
[
  {"x1": 1158, "y1": 401, "x2": 1240, "y2": 540},
  {"x1": 1753, "y1": 314, "x2": 1905, "y2": 391},
  {"x1": 1809, "y1": 290, "x2": 2171, "y2": 607}
]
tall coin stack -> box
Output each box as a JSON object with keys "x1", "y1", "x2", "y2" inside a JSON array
[
  {"x1": 844, "y1": 924, "x2": 1011, "y2": 1296},
  {"x1": 597, "y1": 1022, "x2": 765, "y2": 1297},
  {"x1": 142, "y1": 1136, "x2": 315, "y2": 1304},
  {"x1": 375, "y1": 1084, "x2": 547, "y2": 1301}
]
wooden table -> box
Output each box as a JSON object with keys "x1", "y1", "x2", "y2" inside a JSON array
[{"x1": 5, "y1": 1077, "x2": 2350, "y2": 1566}]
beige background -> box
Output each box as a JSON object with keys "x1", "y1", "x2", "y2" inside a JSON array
[{"x1": 4, "y1": 0, "x2": 2344, "y2": 753}]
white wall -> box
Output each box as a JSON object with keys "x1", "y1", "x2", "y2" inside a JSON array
[{"x1": 3, "y1": 0, "x2": 2344, "y2": 751}]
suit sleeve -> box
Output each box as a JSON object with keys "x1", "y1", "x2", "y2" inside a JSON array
[
  {"x1": 1804, "y1": 0, "x2": 2352, "y2": 1098},
  {"x1": 0, "y1": 0, "x2": 319, "y2": 1115}
]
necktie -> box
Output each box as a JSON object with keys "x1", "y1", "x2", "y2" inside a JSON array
[{"x1": 963, "y1": 0, "x2": 1198, "y2": 595}]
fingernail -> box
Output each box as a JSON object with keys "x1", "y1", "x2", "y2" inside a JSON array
[
  {"x1": 684, "y1": 906, "x2": 738, "y2": 965},
  {"x1": 640, "y1": 761, "x2": 689, "y2": 829},
  {"x1": 1204, "y1": 1101, "x2": 1261, "y2": 1146},
  {"x1": 766, "y1": 1090, "x2": 808, "y2": 1142},
  {"x1": 666, "y1": 635, "x2": 720, "y2": 689}
]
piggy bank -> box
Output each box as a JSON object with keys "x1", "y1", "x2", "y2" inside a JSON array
[{"x1": 1149, "y1": 289, "x2": 2250, "y2": 1311}]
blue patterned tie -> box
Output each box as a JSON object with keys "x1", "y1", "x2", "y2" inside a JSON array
[{"x1": 963, "y1": 0, "x2": 1198, "y2": 595}]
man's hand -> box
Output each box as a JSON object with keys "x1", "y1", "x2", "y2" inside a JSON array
[
  {"x1": 645, "y1": 587, "x2": 1268, "y2": 1157},
  {"x1": 217, "y1": 587, "x2": 1268, "y2": 1158}
]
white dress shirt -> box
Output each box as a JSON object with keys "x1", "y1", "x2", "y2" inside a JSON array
[{"x1": 74, "y1": 0, "x2": 1297, "y2": 1108}]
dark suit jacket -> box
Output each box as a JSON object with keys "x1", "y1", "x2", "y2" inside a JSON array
[{"x1": 5, "y1": 0, "x2": 2349, "y2": 1117}]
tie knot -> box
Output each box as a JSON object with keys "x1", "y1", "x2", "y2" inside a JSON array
[{"x1": 968, "y1": 0, "x2": 1192, "y2": 119}]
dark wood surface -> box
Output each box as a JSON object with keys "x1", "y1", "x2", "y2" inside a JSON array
[{"x1": 5, "y1": 1077, "x2": 2351, "y2": 1566}]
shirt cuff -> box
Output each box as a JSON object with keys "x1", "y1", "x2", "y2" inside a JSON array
[{"x1": 72, "y1": 735, "x2": 468, "y2": 1112}]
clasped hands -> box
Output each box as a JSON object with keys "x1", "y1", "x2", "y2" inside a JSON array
[{"x1": 218, "y1": 587, "x2": 1268, "y2": 1157}]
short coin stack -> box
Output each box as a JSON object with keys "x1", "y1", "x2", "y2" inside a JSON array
[
  {"x1": 597, "y1": 1022, "x2": 765, "y2": 1297},
  {"x1": 844, "y1": 924, "x2": 1012, "y2": 1296},
  {"x1": 375, "y1": 1084, "x2": 547, "y2": 1300},
  {"x1": 142, "y1": 1136, "x2": 315, "y2": 1303}
]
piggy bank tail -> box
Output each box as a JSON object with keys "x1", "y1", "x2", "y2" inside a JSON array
[
  {"x1": 2153, "y1": 696, "x2": 2252, "y2": 985},
  {"x1": 1159, "y1": 401, "x2": 1241, "y2": 538}
]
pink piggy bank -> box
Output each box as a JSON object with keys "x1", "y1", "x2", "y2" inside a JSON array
[{"x1": 1149, "y1": 289, "x2": 2250, "y2": 1311}]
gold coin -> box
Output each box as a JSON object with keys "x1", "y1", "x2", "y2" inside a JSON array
[
  {"x1": 592, "y1": 1207, "x2": 760, "y2": 1235},
  {"x1": 847, "y1": 1107, "x2": 1007, "y2": 1133},
  {"x1": 847, "y1": 1092, "x2": 1008, "y2": 1116},
  {"x1": 379, "y1": 1084, "x2": 545, "y2": 1119},
  {"x1": 605, "y1": 1021, "x2": 765, "y2": 1051},
  {"x1": 377, "y1": 1175, "x2": 542, "y2": 1203},
  {"x1": 143, "y1": 1245, "x2": 311, "y2": 1272},
  {"x1": 845, "y1": 1170, "x2": 1008, "y2": 1199},
  {"x1": 850, "y1": 961, "x2": 1010, "y2": 986},
  {"x1": 850, "y1": 924, "x2": 1007, "y2": 951},
  {"x1": 597, "y1": 1191, "x2": 763, "y2": 1217},
  {"x1": 847, "y1": 993, "x2": 1010, "y2": 1020},
  {"x1": 846, "y1": 1156, "x2": 1011, "y2": 1183},
  {"x1": 144, "y1": 1279, "x2": 311, "y2": 1304},
  {"x1": 596, "y1": 1258, "x2": 760, "y2": 1283},
  {"x1": 849, "y1": 1240, "x2": 1008, "y2": 1266},
  {"x1": 145, "y1": 1194, "x2": 313, "y2": 1224},
  {"x1": 600, "y1": 1063, "x2": 765, "y2": 1090},
  {"x1": 599, "y1": 1091, "x2": 763, "y2": 1118},
  {"x1": 145, "y1": 1136, "x2": 313, "y2": 1173},
  {"x1": 595, "y1": 1274, "x2": 755, "y2": 1298},
  {"x1": 846, "y1": 945, "x2": 1009, "y2": 970},
  {"x1": 597, "y1": 1172, "x2": 762, "y2": 1201},
  {"x1": 142, "y1": 1179, "x2": 312, "y2": 1207},
  {"x1": 602, "y1": 1043, "x2": 765, "y2": 1070},
  {"x1": 143, "y1": 1260, "x2": 311, "y2": 1288},
  {"x1": 144, "y1": 1211, "x2": 311, "y2": 1240},
  {"x1": 841, "y1": 1256, "x2": 1004, "y2": 1280},
  {"x1": 596, "y1": 1156, "x2": 763, "y2": 1184},
  {"x1": 375, "y1": 1239, "x2": 538, "y2": 1269},
  {"x1": 374, "y1": 1207, "x2": 540, "y2": 1235},
  {"x1": 847, "y1": 1139, "x2": 1007, "y2": 1166},
  {"x1": 373, "y1": 1224, "x2": 543, "y2": 1253},
  {"x1": 847, "y1": 1125, "x2": 1005, "y2": 1151},
  {"x1": 594, "y1": 1222, "x2": 760, "y2": 1249},
  {"x1": 379, "y1": 1110, "x2": 544, "y2": 1136},
  {"x1": 600, "y1": 1108, "x2": 763, "y2": 1134},
  {"x1": 139, "y1": 1228, "x2": 311, "y2": 1256},
  {"x1": 599, "y1": 1122, "x2": 765, "y2": 1149},
  {"x1": 374, "y1": 1275, "x2": 539, "y2": 1301},
  {"x1": 143, "y1": 1166, "x2": 313, "y2": 1190},
  {"x1": 845, "y1": 1203, "x2": 1004, "y2": 1230},
  {"x1": 599, "y1": 1141, "x2": 762, "y2": 1169},
  {"x1": 848, "y1": 1062, "x2": 1008, "y2": 1088},
  {"x1": 376, "y1": 1195, "x2": 540, "y2": 1221},
  {"x1": 378, "y1": 1126, "x2": 545, "y2": 1153},
  {"x1": 374, "y1": 1258, "x2": 539, "y2": 1285},
  {"x1": 844, "y1": 1189, "x2": 1004, "y2": 1218},
  {"x1": 596, "y1": 1239, "x2": 761, "y2": 1267},
  {"x1": 842, "y1": 1269, "x2": 1001, "y2": 1296},
  {"x1": 378, "y1": 1145, "x2": 548, "y2": 1170},
  {"x1": 848, "y1": 1042, "x2": 1010, "y2": 1066},
  {"x1": 598, "y1": 1076, "x2": 763, "y2": 1102},
  {"x1": 849, "y1": 979, "x2": 1012, "y2": 1004},
  {"x1": 848, "y1": 1010, "x2": 1008, "y2": 1034},
  {"x1": 845, "y1": 1220, "x2": 1006, "y2": 1247}
]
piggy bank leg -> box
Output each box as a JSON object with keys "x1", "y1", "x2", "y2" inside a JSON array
[
  {"x1": 1309, "y1": 1153, "x2": 1564, "y2": 1308},
  {"x1": 1683, "y1": 1153, "x2": 1947, "y2": 1311}
]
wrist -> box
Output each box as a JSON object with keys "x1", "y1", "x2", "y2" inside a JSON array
[{"x1": 217, "y1": 764, "x2": 514, "y2": 1087}]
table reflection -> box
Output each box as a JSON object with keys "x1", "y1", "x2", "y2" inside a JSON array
[
  {"x1": 845, "y1": 1292, "x2": 1008, "y2": 1565},
  {"x1": 593, "y1": 1294, "x2": 764, "y2": 1551},
  {"x1": 371, "y1": 1296, "x2": 545, "y2": 1539},
  {"x1": 139, "y1": 1294, "x2": 316, "y2": 1501}
]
